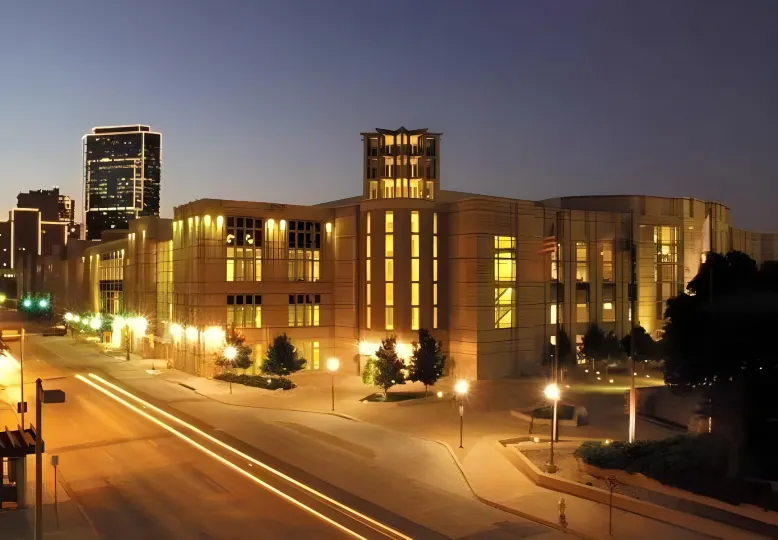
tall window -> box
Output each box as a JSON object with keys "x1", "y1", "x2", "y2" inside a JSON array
[
  {"x1": 226, "y1": 216, "x2": 262, "y2": 282},
  {"x1": 227, "y1": 295, "x2": 262, "y2": 328},
  {"x1": 288, "y1": 220, "x2": 321, "y2": 282},
  {"x1": 575, "y1": 241, "x2": 588, "y2": 282},
  {"x1": 655, "y1": 225, "x2": 679, "y2": 321},
  {"x1": 99, "y1": 250, "x2": 124, "y2": 314},
  {"x1": 365, "y1": 212, "x2": 371, "y2": 329},
  {"x1": 601, "y1": 241, "x2": 613, "y2": 282},
  {"x1": 288, "y1": 294, "x2": 320, "y2": 327},
  {"x1": 551, "y1": 243, "x2": 561, "y2": 281},
  {"x1": 494, "y1": 236, "x2": 516, "y2": 328},
  {"x1": 433, "y1": 213, "x2": 438, "y2": 328},
  {"x1": 411, "y1": 211, "x2": 420, "y2": 330},
  {"x1": 299, "y1": 341, "x2": 320, "y2": 370},
  {"x1": 385, "y1": 211, "x2": 394, "y2": 330}
]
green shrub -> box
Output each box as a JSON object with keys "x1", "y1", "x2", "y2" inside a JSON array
[
  {"x1": 214, "y1": 372, "x2": 295, "y2": 391},
  {"x1": 574, "y1": 435, "x2": 743, "y2": 504}
]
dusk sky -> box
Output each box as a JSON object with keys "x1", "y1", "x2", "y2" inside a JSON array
[{"x1": 1, "y1": 1, "x2": 776, "y2": 229}]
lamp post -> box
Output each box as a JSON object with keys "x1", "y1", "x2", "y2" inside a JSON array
[
  {"x1": 223, "y1": 345, "x2": 237, "y2": 394},
  {"x1": 326, "y1": 357, "x2": 340, "y2": 412},
  {"x1": 544, "y1": 383, "x2": 561, "y2": 473},
  {"x1": 455, "y1": 379, "x2": 469, "y2": 449}
]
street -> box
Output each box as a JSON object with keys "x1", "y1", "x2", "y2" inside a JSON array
[{"x1": 0, "y1": 338, "x2": 424, "y2": 540}]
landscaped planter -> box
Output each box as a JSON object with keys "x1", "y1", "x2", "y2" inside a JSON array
[{"x1": 511, "y1": 404, "x2": 589, "y2": 427}]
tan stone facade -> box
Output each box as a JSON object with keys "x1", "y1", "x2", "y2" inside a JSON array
[{"x1": 38, "y1": 128, "x2": 778, "y2": 380}]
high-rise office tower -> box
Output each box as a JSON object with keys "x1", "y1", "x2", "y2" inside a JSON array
[{"x1": 83, "y1": 125, "x2": 161, "y2": 240}]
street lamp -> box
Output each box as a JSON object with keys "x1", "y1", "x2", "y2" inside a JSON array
[
  {"x1": 544, "y1": 383, "x2": 561, "y2": 473},
  {"x1": 38, "y1": 299, "x2": 48, "y2": 309},
  {"x1": 22, "y1": 298, "x2": 32, "y2": 309},
  {"x1": 89, "y1": 315, "x2": 102, "y2": 331},
  {"x1": 326, "y1": 357, "x2": 340, "y2": 412},
  {"x1": 223, "y1": 345, "x2": 238, "y2": 394},
  {"x1": 455, "y1": 379, "x2": 469, "y2": 449}
]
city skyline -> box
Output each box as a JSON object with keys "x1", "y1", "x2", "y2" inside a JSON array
[{"x1": 1, "y1": 1, "x2": 776, "y2": 232}]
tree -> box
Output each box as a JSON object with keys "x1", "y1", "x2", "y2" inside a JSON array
[
  {"x1": 581, "y1": 324, "x2": 606, "y2": 364},
  {"x1": 662, "y1": 251, "x2": 778, "y2": 478},
  {"x1": 408, "y1": 329, "x2": 446, "y2": 395},
  {"x1": 620, "y1": 326, "x2": 657, "y2": 361},
  {"x1": 215, "y1": 328, "x2": 253, "y2": 371},
  {"x1": 372, "y1": 335, "x2": 405, "y2": 397},
  {"x1": 542, "y1": 328, "x2": 574, "y2": 378},
  {"x1": 261, "y1": 333, "x2": 306, "y2": 376}
]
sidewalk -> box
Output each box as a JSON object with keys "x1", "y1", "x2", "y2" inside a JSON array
[{"x1": 29, "y1": 336, "x2": 768, "y2": 539}]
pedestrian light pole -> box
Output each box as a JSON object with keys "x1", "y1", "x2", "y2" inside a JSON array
[
  {"x1": 455, "y1": 379, "x2": 469, "y2": 449},
  {"x1": 326, "y1": 357, "x2": 340, "y2": 412},
  {"x1": 223, "y1": 345, "x2": 237, "y2": 394},
  {"x1": 544, "y1": 383, "x2": 561, "y2": 473},
  {"x1": 20, "y1": 327, "x2": 25, "y2": 428}
]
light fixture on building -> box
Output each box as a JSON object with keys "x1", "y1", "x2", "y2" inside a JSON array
[
  {"x1": 326, "y1": 222, "x2": 332, "y2": 234},
  {"x1": 217, "y1": 216, "x2": 224, "y2": 227},
  {"x1": 204, "y1": 215, "x2": 211, "y2": 226},
  {"x1": 267, "y1": 219, "x2": 275, "y2": 231},
  {"x1": 358, "y1": 341, "x2": 380, "y2": 356},
  {"x1": 280, "y1": 219, "x2": 286, "y2": 231},
  {"x1": 185, "y1": 326, "x2": 198, "y2": 341},
  {"x1": 169, "y1": 323, "x2": 183, "y2": 340}
]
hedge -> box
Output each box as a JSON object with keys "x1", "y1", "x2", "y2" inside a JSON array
[{"x1": 214, "y1": 372, "x2": 295, "y2": 391}]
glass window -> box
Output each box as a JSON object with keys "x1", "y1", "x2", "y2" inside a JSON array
[
  {"x1": 603, "y1": 301, "x2": 615, "y2": 322},
  {"x1": 576, "y1": 303, "x2": 588, "y2": 323},
  {"x1": 385, "y1": 307, "x2": 394, "y2": 330},
  {"x1": 226, "y1": 216, "x2": 263, "y2": 282},
  {"x1": 411, "y1": 283, "x2": 419, "y2": 305},
  {"x1": 411, "y1": 211, "x2": 419, "y2": 233},
  {"x1": 227, "y1": 294, "x2": 262, "y2": 328},
  {"x1": 601, "y1": 241, "x2": 613, "y2": 282},
  {"x1": 433, "y1": 307, "x2": 438, "y2": 329},
  {"x1": 288, "y1": 220, "x2": 321, "y2": 282},
  {"x1": 366, "y1": 259, "x2": 371, "y2": 281},
  {"x1": 576, "y1": 242, "x2": 588, "y2": 282},
  {"x1": 385, "y1": 283, "x2": 394, "y2": 306},
  {"x1": 385, "y1": 235, "x2": 394, "y2": 257},
  {"x1": 385, "y1": 259, "x2": 394, "y2": 281},
  {"x1": 385, "y1": 211, "x2": 394, "y2": 233},
  {"x1": 366, "y1": 306, "x2": 371, "y2": 329},
  {"x1": 551, "y1": 243, "x2": 561, "y2": 281},
  {"x1": 411, "y1": 259, "x2": 419, "y2": 282},
  {"x1": 433, "y1": 260, "x2": 438, "y2": 281},
  {"x1": 411, "y1": 307, "x2": 420, "y2": 330},
  {"x1": 495, "y1": 287, "x2": 515, "y2": 328},
  {"x1": 494, "y1": 236, "x2": 517, "y2": 283},
  {"x1": 288, "y1": 294, "x2": 320, "y2": 327},
  {"x1": 411, "y1": 235, "x2": 419, "y2": 257}
]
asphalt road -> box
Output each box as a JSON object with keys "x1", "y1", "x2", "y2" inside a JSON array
[{"x1": 0, "y1": 339, "x2": 408, "y2": 540}]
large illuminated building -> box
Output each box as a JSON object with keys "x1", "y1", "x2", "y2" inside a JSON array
[
  {"x1": 83, "y1": 125, "x2": 162, "y2": 240},
  {"x1": 41, "y1": 128, "x2": 778, "y2": 379}
]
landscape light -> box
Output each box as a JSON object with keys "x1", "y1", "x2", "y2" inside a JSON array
[
  {"x1": 223, "y1": 345, "x2": 237, "y2": 361},
  {"x1": 22, "y1": 298, "x2": 32, "y2": 308},
  {"x1": 169, "y1": 323, "x2": 183, "y2": 340},
  {"x1": 64, "y1": 312, "x2": 74, "y2": 321},
  {"x1": 130, "y1": 316, "x2": 148, "y2": 335},
  {"x1": 89, "y1": 316, "x2": 102, "y2": 330},
  {"x1": 38, "y1": 299, "x2": 49, "y2": 309},
  {"x1": 73, "y1": 315, "x2": 81, "y2": 323},
  {"x1": 185, "y1": 326, "x2": 198, "y2": 341},
  {"x1": 0, "y1": 294, "x2": 6, "y2": 303}
]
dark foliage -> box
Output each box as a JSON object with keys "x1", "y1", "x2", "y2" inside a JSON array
[
  {"x1": 261, "y1": 333, "x2": 306, "y2": 376},
  {"x1": 408, "y1": 329, "x2": 445, "y2": 394},
  {"x1": 214, "y1": 372, "x2": 295, "y2": 391}
]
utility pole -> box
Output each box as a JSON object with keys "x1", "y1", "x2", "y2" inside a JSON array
[
  {"x1": 35, "y1": 378, "x2": 43, "y2": 540},
  {"x1": 628, "y1": 211, "x2": 637, "y2": 443},
  {"x1": 20, "y1": 328, "x2": 25, "y2": 428}
]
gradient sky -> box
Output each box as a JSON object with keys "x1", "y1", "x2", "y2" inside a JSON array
[{"x1": 1, "y1": 1, "x2": 776, "y2": 230}]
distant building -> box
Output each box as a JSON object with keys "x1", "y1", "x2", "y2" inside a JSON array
[
  {"x1": 36, "y1": 127, "x2": 778, "y2": 380},
  {"x1": 83, "y1": 125, "x2": 161, "y2": 240},
  {"x1": 17, "y1": 187, "x2": 75, "y2": 224}
]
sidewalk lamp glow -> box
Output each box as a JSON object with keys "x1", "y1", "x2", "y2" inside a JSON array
[
  {"x1": 185, "y1": 326, "x2": 198, "y2": 341},
  {"x1": 38, "y1": 299, "x2": 49, "y2": 309},
  {"x1": 89, "y1": 315, "x2": 102, "y2": 330},
  {"x1": 22, "y1": 298, "x2": 32, "y2": 308},
  {"x1": 326, "y1": 357, "x2": 340, "y2": 373},
  {"x1": 455, "y1": 379, "x2": 469, "y2": 396},
  {"x1": 73, "y1": 314, "x2": 81, "y2": 323},
  {"x1": 223, "y1": 345, "x2": 238, "y2": 361},
  {"x1": 64, "y1": 312, "x2": 74, "y2": 322},
  {"x1": 0, "y1": 293, "x2": 6, "y2": 303},
  {"x1": 544, "y1": 383, "x2": 561, "y2": 473},
  {"x1": 169, "y1": 323, "x2": 183, "y2": 340},
  {"x1": 130, "y1": 316, "x2": 148, "y2": 335}
]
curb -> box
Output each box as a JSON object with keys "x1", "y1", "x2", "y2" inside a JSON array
[{"x1": 418, "y1": 436, "x2": 591, "y2": 539}]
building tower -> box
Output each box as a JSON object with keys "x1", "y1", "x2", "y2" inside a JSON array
[
  {"x1": 83, "y1": 125, "x2": 161, "y2": 240},
  {"x1": 361, "y1": 127, "x2": 441, "y2": 201}
]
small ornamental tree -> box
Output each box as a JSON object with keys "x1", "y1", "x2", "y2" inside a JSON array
[
  {"x1": 261, "y1": 333, "x2": 306, "y2": 376},
  {"x1": 373, "y1": 335, "x2": 405, "y2": 397},
  {"x1": 408, "y1": 329, "x2": 446, "y2": 395},
  {"x1": 215, "y1": 328, "x2": 253, "y2": 371},
  {"x1": 581, "y1": 324, "x2": 606, "y2": 367}
]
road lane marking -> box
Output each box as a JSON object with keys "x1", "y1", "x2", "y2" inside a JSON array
[
  {"x1": 75, "y1": 374, "x2": 371, "y2": 540},
  {"x1": 85, "y1": 373, "x2": 412, "y2": 540}
]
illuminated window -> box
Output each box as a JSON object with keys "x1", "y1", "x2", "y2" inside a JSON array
[
  {"x1": 433, "y1": 260, "x2": 438, "y2": 281},
  {"x1": 411, "y1": 307, "x2": 420, "y2": 330},
  {"x1": 603, "y1": 301, "x2": 615, "y2": 322},
  {"x1": 550, "y1": 304, "x2": 557, "y2": 325},
  {"x1": 288, "y1": 294, "x2": 320, "y2": 327},
  {"x1": 433, "y1": 212, "x2": 439, "y2": 328},
  {"x1": 411, "y1": 283, "x2": 419, "y2": 305},
  {"x1": 227, "y1": 295, "x2": 262, "y2": 328},
  {"x1": 576, "y1": 303, "x2": 589, "y2": 323},
  {"x1": 433, "y1": 307, "x2": 438, "y2": 328},
  {"x1": 551, "y1": 243, "x2": 561, "y2": 281},
  {"x1": 411, "y1": 211, "x2": 419, "y2": 233},
  {"x1": 576, "y1": 242, "x2": 588, "y2": 282},
  {"x1": 411, "y1": 235, "x2": 419, "y2": 257},
  {"x1": 385, "y1": 235, "x2": 394, "y2": 257},
  {"x1": 366, "y1": 212, "x2": 372, "y2": 329},
  {"x1": 385, "y1": 259, "x2": 394, "y2": 281},
  {"x1": 226, "y1": 216, "x2": 263, "y2": 282},
  {"x1": 385, "y1": 212, "x2": 394, "y2": 233},
  {"x1": 288, "y1": 220, "x2": 321, "y2": 282},
  {"x1": 385, "y1": 306, "x2": 394, "y2": 330},
  {"x1": 601, "y1": 241, "x2": 613, "y2": 282},
  {"x1": 411, "y1": 259, "x2": 420, "y2": 282},
  {"x1": 495, "y1": 287, "x2": 515, "y2": 328},
  {"x1": 366, "y1": 283, "x2": 372, "y2": 304},
  {"x1": 385, "y1": 283, "x2": 394, "y2": 306}
]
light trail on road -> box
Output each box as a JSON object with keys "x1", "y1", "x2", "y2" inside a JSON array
[{"x1": 76, "y1": 373, "x2": 412, "y2": 540}]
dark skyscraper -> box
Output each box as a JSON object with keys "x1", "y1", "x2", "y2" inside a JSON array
[{"x1": 83, "y1": 125, "x2": 161, "y2": 240}]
